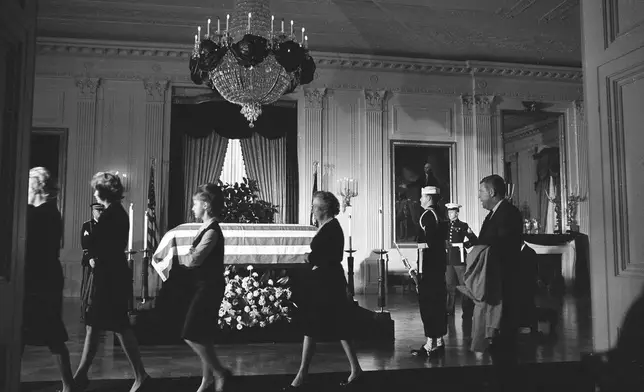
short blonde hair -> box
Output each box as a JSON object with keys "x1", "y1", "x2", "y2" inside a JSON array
[{"x1": 29, "y1": 167, "x2": 59, "y2": 200}]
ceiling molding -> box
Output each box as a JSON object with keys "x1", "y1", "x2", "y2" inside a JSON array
[
  {"x1": 504, "y1": 118, "x2": 559, "y2": 142},
  {"x1": 36, "y1": 37, "x2": 583, "y2": 82}
]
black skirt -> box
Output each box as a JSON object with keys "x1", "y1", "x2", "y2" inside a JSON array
[
  {"x1": 300, "y1": 266, "x2": 353, "y2": 341},
  {"x1": 22, "y1": 290, "x2": 69, "y2": 346},
  {"x1": 181, "y1": 283, "x2": 225, "y2": 342},
  {"x1": 83, "y1": 265, "x2": 132, "y2": 333}
]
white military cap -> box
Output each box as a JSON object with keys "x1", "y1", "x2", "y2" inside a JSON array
[
  {"x1": 445, "y1": 203, "x2": 462, "y2": 210},
  {"x1": 421, "y1": 186, "x2": 440, "y2": 195}
]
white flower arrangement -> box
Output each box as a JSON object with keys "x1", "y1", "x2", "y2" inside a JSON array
[{"x1": 219, "y1": 265, "x2": 296, "y2": 331}]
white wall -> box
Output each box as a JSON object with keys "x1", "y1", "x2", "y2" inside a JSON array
[{"x1": 33, "y1": 38, "x2": 587, "y2": 296}]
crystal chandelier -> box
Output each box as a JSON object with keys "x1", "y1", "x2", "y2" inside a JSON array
[{"x1": 189, "y1": 0, "x2": 316, "y2": 127}]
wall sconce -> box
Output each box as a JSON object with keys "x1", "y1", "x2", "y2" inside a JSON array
[
  {"x1": 114, "y1": 171, "x2": 130, "y2": 193},
  {"x1": 338, "y1": 177, "x2": 358, "y2": 212}
]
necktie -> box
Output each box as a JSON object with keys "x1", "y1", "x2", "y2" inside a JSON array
[{"x1": 480, "y1": 211, "x2": 493, "y2": 235}]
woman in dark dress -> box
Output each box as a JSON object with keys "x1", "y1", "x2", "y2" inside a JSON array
[
  {"x1": 284, "y1": 191, "x2": 363, "y2": 390},
  {"x1": 22, "y1": 167, "x2": 75, "y2": 392},
  {"x1": 73, "y1": 172, "x2": 150, "y2": 392},
  {"x1": 181, "y1": 184, "x2": 232, "y2": 392}
]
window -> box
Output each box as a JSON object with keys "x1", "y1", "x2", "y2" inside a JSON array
[{"x1": 219, "y1": 139, "x2": 247, "y2": 185}]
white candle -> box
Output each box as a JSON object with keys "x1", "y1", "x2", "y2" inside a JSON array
[
  {"x1": 305, "y1": 35, "x2": 308, "y2": 48},
  {"x1": 281, "y1": 19, "x2": 284, "y2": 33},
  {"x1": 207, "y1": 18, "x2": 211, "y2": 37},
  {"x1": 217, "y1": 17, "x2": 220, "y2": 33},
  {"x1": 301, "y1": 27, "x2": 305, "y2": 42},
  {"x1": 143, "y1": 212, "x2": 148, "y2": 250},
  {"x1": 378, "y1": 207, "x2": 383, "y2": 250},
  {"x1": 128, "y1": 203, "x2": 134, "y2": 251},
  {"x1": 271, "y1": 15, "x2": 274, "y2": 34},
  {"x1": 194, "y1": 34, "x2": 198, "y2": 44},
  {"x1": 290, "y1": 20, "x2": 293, "y2": 35},
  {"x1": 247, "y1": 12, "x2": 251, "y2": 31},
  {"x1": 197, "y1": 26, "x2": 201, "y2": 42},
  {"x1": 226, "y1": 14, "x2": 229, "y2": 32}
]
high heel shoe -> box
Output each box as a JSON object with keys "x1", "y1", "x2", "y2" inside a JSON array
[
  {"x1": 73, "y1": 374, "x2": 89, "y2": 392},
  {"x1": 131, "y1": 374, "x2": 152, "y2": 392},
  {"x1": 339, "y1": 372, "x2": 365, "y2": 388},
  {"x1": 214, "y1": 369, "x2": 233, "y2": 392}
]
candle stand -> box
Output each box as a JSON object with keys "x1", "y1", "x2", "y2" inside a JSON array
[
  {"x1": 375, "y1": 249, "x2": 388, "y2": 312},
  {"x1": 125, "y1": 250, "x2": 138, "y2": 313},
  {"x1": 344, "y1": 246, "x2": 356, "y2": 299},
  {"x1": 140, "y1": 249, "x2": 152, "y2": 304}
]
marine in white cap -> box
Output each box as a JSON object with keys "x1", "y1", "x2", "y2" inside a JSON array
[
  {"x1": 444, "y1": 202, "x2": 477, "y2": 320},
  {"x1": 411, "y1": 185, "x2": 448, "y2": 359}
]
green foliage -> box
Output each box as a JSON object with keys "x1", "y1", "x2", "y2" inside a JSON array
[{"x1": 217, "y1": 178, "x2": 279, "y2": 223}]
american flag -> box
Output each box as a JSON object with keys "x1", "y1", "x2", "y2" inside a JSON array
[
  {"x1": 146, "y1": 161, "x2": 159, "y2": 251},
  {"x1": 151, "y1": 223, "x2": 317, "y2": 281}
]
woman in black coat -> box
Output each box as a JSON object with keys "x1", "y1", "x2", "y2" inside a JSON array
[
  {"x1": 73, "y1": 172, "x2": 150, "y2": 392},
  {"x1": 22, "y1": 167, "x2": 75, "y2": 392},
  {"x1": 284, "y1": 191, "x2": 363, "y2": 390},
  {"x1": 180, "y1": 183, "x2": 232, "y2": 392}
]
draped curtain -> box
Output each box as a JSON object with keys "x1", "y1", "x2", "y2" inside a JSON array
[
  {"x1": 169, "y1": 100, "x2": 298, "y2": 227},
  {"x1": 240, "y1": 134, "x2": 287, "y2": 223},
  {"x1": 534, "y1": 147, "x2": 560, "y2": 233},
  {"x1": 180, "y1": 131, "x2": 229, "y2": 222}
]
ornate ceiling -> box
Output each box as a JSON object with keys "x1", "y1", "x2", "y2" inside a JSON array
[{"x1": 37, "y1": 0, "x2": 582, "y2": 67}]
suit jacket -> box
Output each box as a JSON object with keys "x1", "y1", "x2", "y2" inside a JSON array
[
  {"x1": 81, "y1": 220, "x2": 96, "y2": 266},
  {"x1": 478, "y1": 199, "x2": 523, "y2": 274}
]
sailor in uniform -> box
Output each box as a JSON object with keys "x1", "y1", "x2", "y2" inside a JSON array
[
  {"x1": 444, "y1": 203, "x2": 477, "y2": 320},
  {"x1": 80, "y1": 203, "x2": 103, "y2": 320},
  {"x1": 411, "y1": 186, "x2": 448, "y2": 358}
]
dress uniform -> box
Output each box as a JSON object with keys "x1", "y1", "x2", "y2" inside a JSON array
[
  {"x1": 80, "y1": 203, "x2": 103, "y2": 321},
  {"x1": 411, "y1": 186, "x2": 448, "y2": 358},
  {"x1": 444, "y1": 203, "x2": 477, "y2": 320}
]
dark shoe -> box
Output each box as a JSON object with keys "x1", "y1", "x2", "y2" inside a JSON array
[
  {"x1": 216, "y1": 369, "x2": 233, "y2": 392},
  {"x1": 281, "y1": 384, "x2": 308, "y2": 391},
  {"x1": 132, "y1": 375, "x2": 152, "y2": 392},
  {"x1": 428, "y1": 345, "x2": 446, "y2": 359},
  {"x1": 73, "y1": 374, "x2": 89, "y2": 392},
  {"x1": 340, "y1": 373, "x2": 365, "y2": 388},
  {"x1": 411, "y1": 345, "x2": 431, "y2": 357}
]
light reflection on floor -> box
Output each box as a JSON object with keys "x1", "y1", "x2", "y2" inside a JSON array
[{"x1": 21, "y1": 292, "x2": 592, "y2": 382}]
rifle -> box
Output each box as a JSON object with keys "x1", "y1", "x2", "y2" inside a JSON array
[{"x1": 393, "y1": 242, "x2": 419, "y2": 292}]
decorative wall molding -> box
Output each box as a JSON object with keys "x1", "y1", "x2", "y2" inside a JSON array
[
  {"x1": 462, "y1": 95, "x2": 497, "y2": 115},
  {"x1": 143, "y1": 78, "x2": 170, "y2": 102},
  {"x1": 364, "y1": 89, "x2": 387, "y2": 111},
  {"x1": 75, "y1": 77, "x2": 101, "y2": 99},
  {"x1": 304, "y1": 88, "x2": 327, "y2": 109},
  {"x1": 37, "y1": 38, "x2": 583, "y2": 81},
  {"x1": 504, "y1": 118, "x2": 560, "y2": 142}
]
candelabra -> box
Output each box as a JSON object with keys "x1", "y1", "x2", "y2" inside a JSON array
[
  {"x1": 125, "y1": 249, "x2": 138, "y2": 312},
  {"x1": 339, "y1": 177, "x2": 358, "y2": 212},
  {"x1": 545, "y1": 186, "x2": 561, "y2": 233},
  {"x1": 344, "y1": 206, "x2": 356, "y2": 299},
  {"x1": 567, "y1": 191, "x2": 587, "y2": 232},
  {"x1": 506, "y1": 182, "x2": 515, "y2": 201}
]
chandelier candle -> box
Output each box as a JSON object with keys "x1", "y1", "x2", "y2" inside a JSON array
[
  {"x1": 188, "y1": 0, "x2": 316, "y2": 126},
  {"x1": 305, "y1": 35, "x2": 308, "y2": 48},
  {"x1": 197, "y1": 26, "x2": 201, "y2": 42}
]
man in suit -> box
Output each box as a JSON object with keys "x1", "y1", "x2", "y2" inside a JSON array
[
  {"x1": 444, "y1": 203, "x2": 477, "y2": 322},
  {"x1": 477, "y1": 175, "x2": 523, "y2": 352}
]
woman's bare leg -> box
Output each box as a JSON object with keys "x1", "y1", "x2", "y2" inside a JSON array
[
  {"x1": 340, "y1": 340, "x2": 363, "y2": 382},
  {"x1": 290, "y1": 335, "x2": 316, "y2": 387},
  {"x1": 184, "y1": 339, "x2": 228, "y2": 392},
  {"x1": 115, "y1": 329, "x2": 149, "y2": 392}
]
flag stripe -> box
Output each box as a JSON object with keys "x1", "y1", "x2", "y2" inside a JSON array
[{"x1": 152, "y1": 223, "x2": 316, "y2": 281}]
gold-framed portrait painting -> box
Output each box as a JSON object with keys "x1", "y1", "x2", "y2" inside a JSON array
[{"x1": 391, "y1": 141, "x2": 454, "y2": 246}]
